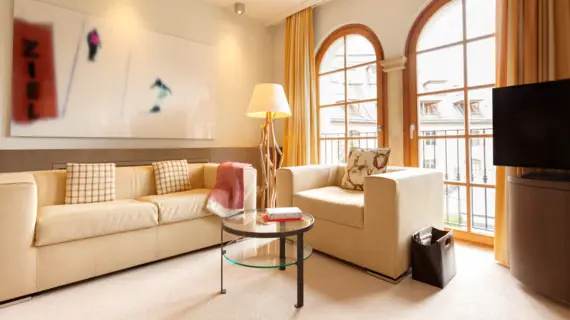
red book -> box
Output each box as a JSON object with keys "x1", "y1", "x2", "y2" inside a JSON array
[{"x1": 262, "y1": 215, "x2": 303, "y2": 223}]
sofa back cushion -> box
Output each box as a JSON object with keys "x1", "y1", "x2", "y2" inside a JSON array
[
  {"x1": 34, "y1": 170, "x2": 67, "y2": 207},
  {"x1": 33, "y1": 163, "x2": 206, "y2": 207},
  {"x1": 115, "y1": 166, "x2": 156, "y2": 200},
  {"x1": 335, "y1": 164, "x2": 347, "y2": 186}
]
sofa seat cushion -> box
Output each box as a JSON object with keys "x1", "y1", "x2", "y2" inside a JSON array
[
  {"x1": 293, "y1": 186, "x2": 364, "y2": 229},
  {"x1": 137, "y1": 189, "x2": 212, "y2": 225},
  {"x1": 36, "y1": 200, "x2": 158, "y2": 247}
]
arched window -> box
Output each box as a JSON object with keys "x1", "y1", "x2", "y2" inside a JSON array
[
  {"x1": 316, "y1": 24, "x2": 386, "y2": 164},
  {"x1": 404, "y1": 0, "x2": 496, "y2": 241}
]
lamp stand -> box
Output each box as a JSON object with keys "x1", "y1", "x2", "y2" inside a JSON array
[{"x1": 258, "y1": 112, "x2": 283, "y2": 208}]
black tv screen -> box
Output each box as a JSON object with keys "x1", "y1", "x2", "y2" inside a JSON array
[{"x1": 493, "y1": 78, "x2": 570, "y2": 170}]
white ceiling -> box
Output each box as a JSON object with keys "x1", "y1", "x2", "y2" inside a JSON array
[{"x1": 202, "y1": 0, "x2": 331, "y2": 25}]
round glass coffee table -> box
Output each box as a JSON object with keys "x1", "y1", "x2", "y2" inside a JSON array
[{"x1": 220, "y1": 209, "x2": 314, "y2": 308}]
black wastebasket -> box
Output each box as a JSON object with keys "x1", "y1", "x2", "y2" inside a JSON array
[{"x1": 411, "y1": 227, "x2": 456, "y2": 288}]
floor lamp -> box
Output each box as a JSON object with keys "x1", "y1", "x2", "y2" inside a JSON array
[{"x1": 246, "y1": 84, "x2": 291, "y2": 209}]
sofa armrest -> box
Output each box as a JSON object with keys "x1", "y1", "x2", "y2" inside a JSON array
[
  {"x1": 363, "y1": 168, "x2": 444, "y2": 278},
  {"x1": 276, "y1": 165, "x2": 339, "y2": 207},
  {"x1": 203, "y1": 163, "x2": 257, "y2": 210},
  {"x1": 0, "y1": 173, "x2": 38, "y2": 301}
]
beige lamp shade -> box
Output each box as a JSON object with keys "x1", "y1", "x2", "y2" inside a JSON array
[{"x1": 246, "y1": 83, "x2": 291, "y2": 119}]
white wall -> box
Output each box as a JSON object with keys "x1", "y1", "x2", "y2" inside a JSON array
[
  {"x1": 0, "y1": 0, "x2": 274, "y2": 149},
  {"x1": 272, "y1": 0, "x2": 432, "y2": 165},
  {"x1": 313, "y1": 0, "x2": 430, "y2": 57}
]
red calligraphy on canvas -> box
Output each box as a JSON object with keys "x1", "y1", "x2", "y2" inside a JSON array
[{"x1": 12, "y1": 19, "x2": 58, "y2": 124}]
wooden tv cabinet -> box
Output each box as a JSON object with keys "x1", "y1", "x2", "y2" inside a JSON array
[{"x1": 509, "y1": 176, "x2": 570, "y2": 305}]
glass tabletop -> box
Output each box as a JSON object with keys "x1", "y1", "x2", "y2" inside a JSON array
[
  {"x1": 223, "y1": 238, "x2": 313, "y2": 269},
  {"x1": 222, "y1": 209, "x2": 315, "y2": 238}
]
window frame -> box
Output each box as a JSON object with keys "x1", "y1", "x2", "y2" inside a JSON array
[
  {"x1": 403, "y1": 0, "x2": 497, "y2": 245},
  {"x1": 316, "y1": 24, "x2": 388, "y2": 164}
]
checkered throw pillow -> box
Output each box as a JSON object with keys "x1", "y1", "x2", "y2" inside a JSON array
[
  {"x1": 152, "y1": 160, "x2": 191, "y2": 195},
  {"x1": 65, "y1": 163, "x2": 116, "y2": 204}
]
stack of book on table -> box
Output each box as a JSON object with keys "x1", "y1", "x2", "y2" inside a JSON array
[{"x1": 262, "y1": 207, "x2": 303, "y2": 222}]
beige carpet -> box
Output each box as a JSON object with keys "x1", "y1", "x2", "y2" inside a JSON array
[{"x1": 1, "y1": 242, "x2": 569, "y2": 320}]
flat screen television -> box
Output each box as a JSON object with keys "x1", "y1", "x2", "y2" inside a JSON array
[{"x1": 493, "y1": 78, "x2": 570, "y2": 170}]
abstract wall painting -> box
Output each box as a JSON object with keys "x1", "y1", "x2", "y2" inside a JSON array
[
  {"x1": 11, "y1": 0, "x2": 216, "y2": 139},
  {"x1": 86, "y1": 28, "x2": 101, "y2": 62},
  {"x1": 12, "y1": 18, "x2": 58, "y2": 124}
]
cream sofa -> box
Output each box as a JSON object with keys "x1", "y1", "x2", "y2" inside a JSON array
[
  {"x1": 277, "y1": 165, "x2": 443, "y2": 281},
  {"x1": 0, "y1": 163, "x2": 256, "y2": 303}
]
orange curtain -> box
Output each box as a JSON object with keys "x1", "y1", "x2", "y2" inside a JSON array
[
  {"x1": 494, "y1": 0, "x2": 570, "y2": 266},
  {"x1": 283, "y1": 8, "x2": 318, "y2": 166}
]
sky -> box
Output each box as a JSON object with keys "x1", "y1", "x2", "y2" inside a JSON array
[{"x1": 417, "y1": 0, "x2": 496, "y2": 92}]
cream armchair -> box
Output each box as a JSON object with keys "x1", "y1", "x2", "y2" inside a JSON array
[{"x1": 276, "y1": 165, "x2": 443, "y2": 281}]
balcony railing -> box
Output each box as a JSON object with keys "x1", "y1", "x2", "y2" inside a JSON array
[
  {"x1": 421, "y1": 129, "x2": 495, "y2": 233},
  {"x1": 320, "y1": 132, "x2": 377, "y2": 164},
  {"x1": 321, "y1": 129, "x2": 495, "y2": 234}
]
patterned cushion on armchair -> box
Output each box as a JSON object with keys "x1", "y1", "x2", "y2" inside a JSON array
[{"x1": 341, "y1": 148, "x2": 391, "y2": 191}]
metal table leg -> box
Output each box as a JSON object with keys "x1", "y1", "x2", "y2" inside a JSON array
[
  {"x1": 220, "y1": 223, "x2": 226, "y2": 294},
  {"x1": 279, "y1": 237, "x2": 286, "y2": 271},
  {"x1": 295, "y1": 233, "x2": 304, "y2": 308}
]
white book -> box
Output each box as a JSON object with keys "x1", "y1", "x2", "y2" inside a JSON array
[
  {"x1": 266, "y1": 207, "x2": 302, "y2": 215},
  {"x1": 268, "y1": 212, "x2": 302, "y2": 218},
  {"x1": 266, "y1": 207, "x2": 302, "y2": 219}
]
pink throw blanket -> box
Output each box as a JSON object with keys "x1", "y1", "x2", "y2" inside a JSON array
[{"x1": 206, "y1": 162, "x2": 251, "y2": 217}]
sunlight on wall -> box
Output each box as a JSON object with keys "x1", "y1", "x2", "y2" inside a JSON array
[
  {"x1": 217, "y1": 33, "x2": 243, "y2": 82},
  {"x1": 103, "y1": 2, "x2": 144, "y2": 42}
]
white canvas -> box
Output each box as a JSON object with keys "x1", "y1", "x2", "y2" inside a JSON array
[{"x1": 10, "y1": 0, "x2": 216, "y2": 139}]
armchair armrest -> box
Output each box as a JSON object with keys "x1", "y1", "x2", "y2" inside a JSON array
[
  {"x1": 0, "y1": 173, "x2": 38, "y2": 301},
  {"x1": 363, "y1": 168, "x2": 444, "y2": 278},
  {"x1": 276, "y1": 165, "x2": 339, "y2": 207},
  {"x1": 203, "y1": 163, "x2": 257, "y2": 210}
]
